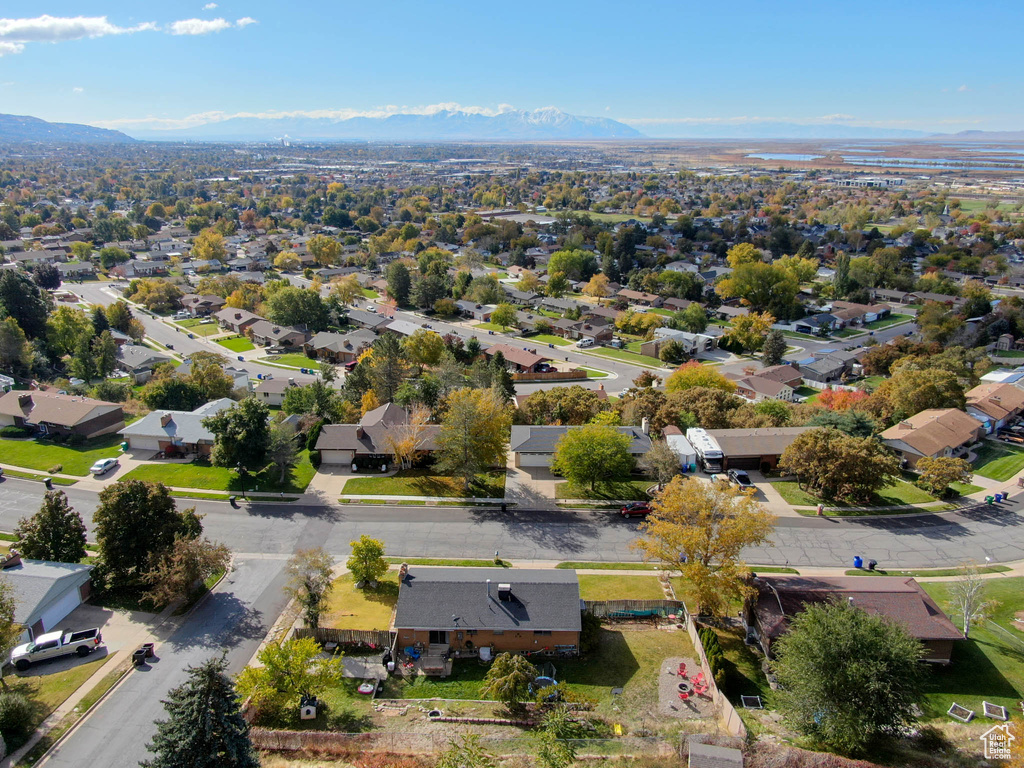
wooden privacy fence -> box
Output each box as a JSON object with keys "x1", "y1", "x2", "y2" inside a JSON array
[
  {"x1": 583, "y1": 599, "x2": 686, "y2": 619},
  {"x1": 684, "y1": 618, "x2": 748, "y2": 740},
  {"x1": 512, "y1": 369, "x2": 587, "y2": 382},
  {"x1": 293, "y1": 627, "x2": 394, "y2": 648}
]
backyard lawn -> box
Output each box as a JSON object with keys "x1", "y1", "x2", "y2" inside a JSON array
[
  {"x1": 322, "y1": 572, "x2": 399, "y2": 630},
  {"x1": 864, "y1": 313, "x2": 913, "y2": 330},
  {"x1": 520, "y1": 333, "x2": 571, "y2": 347},
  {"x1": 577, "y1": 574, "x2": 664, "y2": 601},
  {"x1": 972, "y1": 441, "x2": 1024, "y2": 481},
  {"x1": 380, "y1": 628, "x2": 695, "y2": 724},
  {"x1": 216, "y1": 335, "x2": 255, "y2": 353},
  {"x1": 920, "y1": 577, "x2": 1024, "y2": 720},
  {"x1": 555, "y1": 479, "x2": 653, "y2": 500},
  {"x1": 120, "y1": 450, "x2": 316, "y2": 494},
  {"x1": 0, "y1": 434, "x2": 123, "y2": 476},
  {"x1": 342, "y1": 469, "x2": 507, "y2": 498},
  {"x1": 172, "y1": 317, "x2": 221, "y2": 336},
  {"x1": 770, "y1": 478, "x2": 936, "y2": 509},
  {"x1": 261, "y1": 353, "x2": 317, "y2": 369}
]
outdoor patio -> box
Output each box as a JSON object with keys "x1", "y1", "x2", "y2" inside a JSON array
[{"x1": 657, "y1": 656, "x2": 716, "y2": 720}]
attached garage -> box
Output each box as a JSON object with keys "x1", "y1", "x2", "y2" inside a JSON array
[
  {"x1": 1, "y1": 556, "x2": 93, "y2": 641},
  {"x1": 321, "y1": 449, "x2": 355, "y2": 466},
  {"x1": 515, "y1": 452, "x2": 551, "y2": 468},
  {"x1": 705, "y1": 427, "x2": 813, "y2": 473},
  {"x1": 125, "y1": 435, "x2": 161, "y2": 451},
  {"x1": 510, "y1": 425, "x2": 652, "y2": 471}
]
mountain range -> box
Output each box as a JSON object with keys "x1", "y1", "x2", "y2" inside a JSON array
[
  {"x1": 128, "y1": 107, "x2": 644, "y2": 142},
  {"x1": 0, "y1": 113, "x2": 133, "y2": 144}
]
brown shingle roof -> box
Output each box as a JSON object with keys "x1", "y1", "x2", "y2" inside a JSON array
[
  {"x1": 966, "y1": 382, "x2": 1024, "y2": 422},
  {"x1": 0, "y1": 390, "x2": 120, "y2": 428},
  {"x1": 880, "y1": 408, "x2": 983, "y2": 458},
  {"x1": 315, "y1": 403, "x2": 440, "y2": 454}
]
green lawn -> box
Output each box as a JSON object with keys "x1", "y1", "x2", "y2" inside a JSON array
[
  {"x1": 555, "y1": 479, "x2": 653, "y2": 500},
  {"x1": 792, "y1": 386, "x2": 818, "y2": 399},
  {"x1": 361, "y1": 288, "x2": 379, "y2": 298},
  {"x1": 991, "y1": 350, "x2": 1024, "y2": 359},
  {"x1": 0, "y1": 468, "x2": 77, "y2": 485},
  {"x1": 579, "y1": 366, "x2": 610, "y2": 379},
  {"x1": 172, "y1": 318, "x2": 221, "y2": 337},
  {"x1": 832, "y1": 328, "x2": 863, "y2": 338},
  {"x1": 949, "y1": 481, "x2": 984, "y2": 496},
  {"x1": 322, "y1": 572, "x2": 399, "y2": 630},
  {"x1": 120, "y1": 450, "x2": 316, "y2": 494},
  {"x1": 920, "y1": 577, "x2": 1024, "y2": 720},
  {"x1": 384, "y1": 557, "x2": 511, "y2": 568},
  {"x1": 577, "y1": 574, "x2": 664, "y2": 600},
  {"x1": 7, "y1": 655, "x2": 110, "y2": 750},
  {"x1": 473, "y1": 322, "x2": 508, "y2": 332},
  {"x1": 859, "y1": 375, "x2": 886, "y2": 390},
  {"x1": 342, "y1": 469, "x2": 507, "y2": 498},
  {"x1": 770, "y1": 478, "x2": 936, "y2": 509},
  {"x1": 0, "y1": 434, "x2": 123, "y2": 476},
  {"x1": 261, "y1": 353, "x2": 316, "y2": 368},
  {"x1": 556, "y1": 561, "x2": 658, "y2": 570},
  {"x1": 215, "y1": 335, "x2": 255, "y2": 353},
  {"x1": 972, "y1": 442, "x2": 1024, "y2": 481},
  {"x1": 864, "y1": 313, "x2": 913, "y2": 330},
  {"x1": 381, "y1": 628, "x2": 694, "y2": 724},
  {"x1": 584, "y1": 211, "x2": 654, "y2": 224},
  {"x1": 711, "y1": 625, "x2": 770, "y2": 704},
  {"x1": 520, "y1": 333, "x2": 571, "y2": 347},
  {"x1": 844, "y1": 565, "x2": 1011, "y2": 578},
  {"x1": 587, "y1": 347, "x2": 664, "y2": 368}
]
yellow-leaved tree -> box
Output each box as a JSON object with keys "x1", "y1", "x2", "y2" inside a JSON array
[{"x1": 632, "y1": 476, "x2": 775, "y2": 616}]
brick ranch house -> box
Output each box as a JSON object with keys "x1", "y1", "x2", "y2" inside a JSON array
[
  {"x1": 393, "y1": 567, "x2": 582, "y2": 658},
  {"x1": 0, "y1": 391, "x2": 124, "y2": 439}
]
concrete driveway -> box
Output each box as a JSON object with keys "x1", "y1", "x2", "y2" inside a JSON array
[
  {"x1": 52, "y1": 602, "x2": 160, "y2": 654},
  {"x1": 504, "y1": 458, "x2": 559, "y2": 508}
]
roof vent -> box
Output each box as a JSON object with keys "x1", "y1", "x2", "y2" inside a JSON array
[
  {"x1": 160, "y1": 413, "x2": 173, "y2": 427},
  {"x1": 498, "y1": 583, "x2": 512, "y2": 602}
]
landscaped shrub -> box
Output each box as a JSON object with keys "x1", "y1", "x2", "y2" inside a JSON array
[
  {"x1": 0, "y1": 692, "x2": 34, "y2": 740},
  {"x1": 47, "y1": 464, "x2": 63, "y2": 474},
  {"x1": 309, "y1": 449, "x2": 321, "y2": 468},
  {"x1": 0, "y1": 426, "x2": 32, "y2": 438}
]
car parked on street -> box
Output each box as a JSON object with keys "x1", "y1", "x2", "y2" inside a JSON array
[
  {"x1": 89, "y1": 458, "x2": 119, "y2": 476},
  {"x1": 620, "y1": 502, "x2": 651, "y2": 519}
]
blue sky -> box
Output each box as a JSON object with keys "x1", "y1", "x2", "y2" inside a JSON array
[{"x1": 1, "y1": 1, "x2": 1022, "y2": 136}]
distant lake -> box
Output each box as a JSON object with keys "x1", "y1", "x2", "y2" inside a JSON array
[{"x1": 746, "y1": 153, "x2": 824, "y2": 162}]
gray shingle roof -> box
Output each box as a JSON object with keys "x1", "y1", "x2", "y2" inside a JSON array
[
  {"x1": 509, "y1": 425, "x2": 652, "y2": 455},
  {"x1": 394, "y1": 567, "x2": 582, "y2": 632},
  {"x1": 119, "y1": 398, "x2": 234, "y2": 444},
  {"x1": 5, "y1": 559, "x2": 93, "y2": 627}
]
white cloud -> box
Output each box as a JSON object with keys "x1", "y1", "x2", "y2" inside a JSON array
[
  {"x1": 958, "y1": 84, "x2": 970, "y2": 92},
  {"x1": 203, "y1": 3, "x2": 218, "y2": 9},
  {"x1": 236, "y1": 17, "x2": 258, "y2": 28},
  {"x1": 169, "y1": 18, "x2": 232, "y2": 35},
  {"x1": 820, "y1": 113, "x2": 856, "y2": 122},
  {"x1": 72, "y1": 86, "x2": 84, "y2": 93},
  {"x1": 0, "y1": 15, "x2": 156, "y2": 43},
  {"x1": 96, "y1": 103, "x2": 521, "y2": 131},
  {"x1": 0, "y1": 41, "x2": 24, "y2": 56}
]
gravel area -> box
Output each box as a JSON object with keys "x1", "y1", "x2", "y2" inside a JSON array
[{"x1": 658, "y1": 657, "x2": 715, "y2": 720}]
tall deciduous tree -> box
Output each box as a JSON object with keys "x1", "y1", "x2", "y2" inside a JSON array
[
  {"x1": 437, "y1": 734, "x2": 498, "y2": 768},
  {"x1": 285, "y1": 547, "x2": 335, "y2": 629},
  {"x1": 0, "y1": 577, "x2": 27, "y2": 684},
  {"x1": 94, "y1": 481, "x2": 189, "y2": 588},
  {"x1": 144, "y1": 537, "x2": 230, "y2": 608},
  {"x1": 92, "y1": 330, "x2": 117, "y2": 378},
  {"x1": 915, "y1": 456, "x2": 973, "y2": 497},
  {"x1": 639, "y1": 439, "x2": 681, "y2": 487},
  {"x1": 435, "y1": 388, "x2": 511, "y2": 491},
  {"x1": 723, "y1": 311, "x2": 775, "y2": 353},
  {"x1": 307, "y1": 234, "x2": 341, "y2": 266},
  {"x1": 665, "y1": 360, "x2": 736, "y2": 394},
  {"x1": 203, "y1": 397, "x2": 271, "y2": 469},
  {"x1": 346, "y1": 535, "x2": 388, "y2": 586},
  {"x1": 384, "y1": 404, "x2": 432, "y2": 469},
  {"x1": 551, "y1": 424, "x2": 634, "y2": 491},
  {"x1": 770, "y1": 600, "x2": 925, "y2": 755},
  {"x1": 779, "y1": 428, "x2": 900, "y2": 503},
  {"x1": 236, "y1": 638, "x2": 343, "y2": 719},
  {"x1": 15, "y1": 490, "x2": 87, "y2": 564},
  {"x1": 490, "y1": 303, "x2": 518, "y2": 331},
  {"x1": 947, "y1": 560, "x2": 998, "y2": 638},
  {"x1": 633, "y1": 476, "x2": 775, "y2": 615}
]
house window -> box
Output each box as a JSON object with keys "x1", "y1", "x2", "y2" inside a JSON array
[
  {"x1": 534, "y1": 631, "x2": 552, "y2": 637},
  {"x1": 492, "y1": 630, "x2": 504, "y2": 635},
  {"x1": 466, "y1": 630, "x2": 477, "y2": 636}
]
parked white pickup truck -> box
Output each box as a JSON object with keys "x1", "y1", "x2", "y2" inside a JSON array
[{"x1": 10, "y1": 628, "x2": 103, "y2": 671}]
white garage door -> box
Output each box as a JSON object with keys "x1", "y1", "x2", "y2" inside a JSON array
[
  {"x1": 39, "y1": 588, "x2": 82, "y2": 633},
  {"x1": 321, "y1": 449, "x2": 354, "y2": 465},
  {"x1": 517, "y1": 453, "x2": 551, "y2": 468},
  {"x1": 128, "y1": 436, "x2": 161, "y2": 451}
]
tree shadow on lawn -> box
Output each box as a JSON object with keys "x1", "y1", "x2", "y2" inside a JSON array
[
  {"x1": 921, "y1": 636, "x2": 1022, "y2": 718},
  {"x1": 406, "y1": 471, "x2": 505, "y2": 498},
  {"x1": 556, "y1": 629, "x2": 641, "y2": 696}
]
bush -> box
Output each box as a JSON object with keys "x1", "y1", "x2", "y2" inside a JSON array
[
  {"x1": 67, "y1": 434, "x2": 85, "y2": 446},
  {"x1": 47, "y1": 464, "x2": 63, "y2": 474},
  {"x1": 309, "y1": 449, "x2": 321, "y2": 468},
  {"x1": 0, "y1": 426, "x2": 32, "y2": 438},
  {"x1": 0, "y1": 692, "x2": 34, "y2": 740},
  {"x1": 914, "y1": 725, "x2": 949, "y2": 752}
]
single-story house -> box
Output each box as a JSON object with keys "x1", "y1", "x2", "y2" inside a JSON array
[
  {"x1": 111, "y1": 260, "x2": 167, "y2": 279},
  {"x1": 215, "y1": 308, "x2": 265, "y2": 334},
  {"x1": 248, "y1": 320, "x2": 308, "y2": 348},
  {"x1": 509, "y1": 424, "x2": 652, "y2": 468},
  {"x1": 640, "y1": 329, "x2": 717, "y2": 358},
  {"x1": 304, "y1": 329, "x2": 376, "y2": 363},
  {"x1": 965, "y1": 382, "x2": 1024, "y2": 433},
  {"x1": 662, "y1": 298, "x2": 693, "y2": 312},
  {"x1": 119, "y1": 398, "x2": 235, "y2": 456},
  {"x1": 254, "y1": 377, "x2": 297, "y2": 407},
  {"x1": 617, "y1": 289, "x2": 663, "y2": 307},
  {"x1": 315, "y1": 403, "x2": 440, "y2": 467},
  {"x1": 482, "y1": 343, "x2": 549, "y2": 373},
  {"x1": 793, "y1": 313, "x2": 839, "y2": 335},
  {"x1": 454, "y1": 300, "x2": 495, "y2": 322},
  {"x1": 830, "y1": 300, "x2": 891, "y2": 324},
  {"x1": 880, "y1": 408, "x2": 985, "y2": 467},
  {"x1": 116, "y1": 343, "x2": 173, "y2": 384},
  {"x1": 0, "y1": 390, "x2": 124, "y2": 439},
  {"x1": 704, "y1": 427, "x2": 814, "y2": 471},
  {"x1": 393, "y1": 567, "x2": 582, "y2": 656},
  {"x1": 501, "y1": 286, "x2": 540, "y2": 305},
  {"x1": 346, "y1": 309, "x2": 391, "y2": 331},
  {"x1": 3, "y1": 554, "x2": 94, "y2": 641},
  {"x1": 383, "y1": 319, "x2": 423, "y2": 338},
  {"x1": 796, "y1": 349, "x2": 862, "y2": 384},
  {"x1": 732, "y1": 375, "x2": 797, "y2": 403},
  {"x1": 745, "y1": 576, "x2": 963, "y2": 664},
  {"x1": 56, "y1": 261, "x2": 96, "y2": 279},
  {"x1": 180, "y1": 293, "x2": 226, "y2": 317}
]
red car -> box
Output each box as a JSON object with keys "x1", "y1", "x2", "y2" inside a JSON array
[{"x1": 620, "y1": 502, "x2": 651, "y2": 519}]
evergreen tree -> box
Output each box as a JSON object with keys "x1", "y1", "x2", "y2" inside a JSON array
[
  {"x1": 70, "y1": 331, "x2": 97, "y2": 382},
  {"x1": 368, "y1": 333, "x2": 407, "y2": 404},
  {"x1": 0, "y1": 271, "x2": 50, "y2": 339},
  {"x1": 143, "y1": 655, "x2": 259, "y2": 768},
  {"x1": 761, "y1": 329, "x2": 786, "y2": 367},
  {"x1": 91, "y1": 305, "x2": 109, "y2": 335},
  {"x1": 489, "y1": 352, "x2": 516, "y2": 403},
  {"x1": 14, "y1": 490, "x2": 87, "y2": 563},
  {"x1": 93, "y1": 330, "x2": 117, "y2": 378}
]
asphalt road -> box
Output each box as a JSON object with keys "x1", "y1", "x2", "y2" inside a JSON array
[{"x1": 3, "y1": 477, "x2": 1023, "y2": 569}]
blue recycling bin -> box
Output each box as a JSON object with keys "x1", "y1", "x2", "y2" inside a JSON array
[
  {"x1": 995, "y1": 493, "x2": 1004, "y2": 503},
  {"x1": 853, "y1": 555, "x2": 864, "y2": 569}
]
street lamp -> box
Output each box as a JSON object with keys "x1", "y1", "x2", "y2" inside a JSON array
[{"x1": 236, "y1": 462, "x2": 248, "y2": 499}]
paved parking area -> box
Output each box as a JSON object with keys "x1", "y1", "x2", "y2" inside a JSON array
[
  {"x1": 504, "y1": 458, "x2": 559, "y2": 508},
  {"x1": 52, "y1": 602, "x2": 160, "y2": 654}
]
